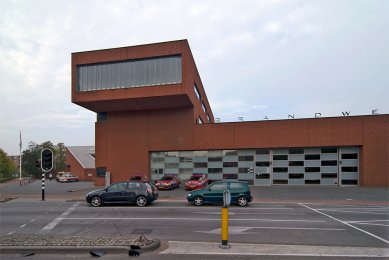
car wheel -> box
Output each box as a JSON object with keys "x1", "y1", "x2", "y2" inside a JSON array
[
  {"x1": 237, "y1": 196, "x2": 248, "y2": 207},
  {"x1": 193, "y1": 196, "x2": 204, "y2": 206},
  {"x1": 91, "y1": 196, "x2": 102, "y2": 207},
  {"x1": 136, "y1": 196, "x2": 148, "y2": 207}
]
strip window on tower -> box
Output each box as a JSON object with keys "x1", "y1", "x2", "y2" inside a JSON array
[{"x1": 77, "y1": 55, "x2": 182, "y2": 92}]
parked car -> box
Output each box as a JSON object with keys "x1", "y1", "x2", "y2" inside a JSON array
[
  {"x1": 154, "y1": 175, "x2": 180, "y2": 190},
  {"x1": 86, "y1": 181, "x2": 158, "y2": 207},
  {"x1": 56, "y1": 172, "x2": 66, "y2": 181},
  {"x1": 58, "y1": 173, "x2": 79, "y2": 182},
  {"x1": 185, "y1": 174, "x2": 209, "y2": 190},
  {"x1": 187, "y1": 180, "x2": 253, "y2": 207}
]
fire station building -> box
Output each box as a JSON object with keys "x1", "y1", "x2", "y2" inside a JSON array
[{"x1": 71, "y1": 39, "x2": 388, "y2": 187}]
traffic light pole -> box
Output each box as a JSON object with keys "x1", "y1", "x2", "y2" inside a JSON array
[
  {"x1": 40, "y1": 148, "x2": 53, "y2": 201},
  {"x1": 42, "y1": 171, "x2": 45, "y2": 201}
]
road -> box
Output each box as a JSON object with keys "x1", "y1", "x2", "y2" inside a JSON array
[
  {"x1": 0, "y1": 180, "x2": 388, "y2": 259},
  {"x1": 1, "y1": 199, "x2": 388, "y2": 246}
]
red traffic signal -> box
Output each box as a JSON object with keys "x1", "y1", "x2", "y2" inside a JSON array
[{"x1": 41, "y1": 148, "x2": 53, "y2": 172}]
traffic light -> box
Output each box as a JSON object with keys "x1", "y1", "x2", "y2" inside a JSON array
[
  {"x1": 41, "y1": 148, "x2": 53, "y2": 172},
  {"x1": 35, "y1": 159, "x2": 41, "y2": 168}
]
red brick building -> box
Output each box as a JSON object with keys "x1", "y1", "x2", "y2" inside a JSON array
[
  {"x1": 71, "y1": 40, "x2": 389, "y2": 187},
  {"x1": 65, "y1": 146, "x2": 95, "y2": 182}
]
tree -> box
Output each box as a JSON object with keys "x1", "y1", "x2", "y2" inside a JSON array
[
  {"x1": 0, "y1": 148, "x2": 17, "y2": 179},
  {"x1": 21, "y1": 141, "x2": 67, "y2": 177},
  {"x1": 54, "y1": 143, "x2": 66, "y2": 172},
  {"x1": 21, "y1": 142, "x2": 42, "y2": 177}
]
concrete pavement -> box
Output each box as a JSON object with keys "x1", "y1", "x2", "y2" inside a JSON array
[{"x1": 161, "y1": 241, "x2": 389, "y2": 258}]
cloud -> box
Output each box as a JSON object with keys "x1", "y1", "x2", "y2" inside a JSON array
[{"x1": 0, "y1": 0, "x2": 388, "y2": 154}]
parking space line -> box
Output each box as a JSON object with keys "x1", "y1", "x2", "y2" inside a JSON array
[{"x1": 300, "y1": 203, "x2": 389, "y2": 244}]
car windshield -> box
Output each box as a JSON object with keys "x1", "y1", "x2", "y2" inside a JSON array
[
  {"x1": 160, "y1": 176, "x2": 173, "y2": 181},
  {"x1": 189, "y1": 176, "x2": 201, "y2": 180}
]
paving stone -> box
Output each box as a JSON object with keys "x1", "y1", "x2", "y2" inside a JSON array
[{"x1": 0, "y1": 234, "x2": 155, "y2": 248}]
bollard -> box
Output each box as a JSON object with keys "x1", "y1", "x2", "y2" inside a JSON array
[
  {"x1": 220, "y1": 206, "x2": 230, "y2": 248},
  {"x1": 219, "y1": 189, "x2": 231, "y2": 249}
]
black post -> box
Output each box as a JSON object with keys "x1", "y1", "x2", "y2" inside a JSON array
[{"x1": 42, "y1": 171, "x2": 45, "y2": 201}]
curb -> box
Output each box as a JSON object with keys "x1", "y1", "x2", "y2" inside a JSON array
[
  {"x1": 68, "y1": 187, "x2": 95, "y2": 193},
  {"x1": 0, "y1": 239, "x2": 160, "y2": 255}
]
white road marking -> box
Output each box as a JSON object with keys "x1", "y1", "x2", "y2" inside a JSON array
[
  {"x1": 193, "y1": 211, "x2": 302, "y2": 215},
  {"x1": 317, "y1": 207, "x2": 389, "y2": 211},
  {"x1": 354, "y1": 223, "x2": 389, "y2": 227},
  {"x1": 20, "y1": 224, "x2": 26, "y2": 228},
  {"x1": 39, "y1": 203, "x2": 79, "y2": 233},
  {"x1": 30, "y1": 219, "x2": 36, "y2": 222},
  {"x1": 196, "y1": 226, "x2": 345, "y2": 234},
  {"x1": 63, "y1": 217, "x2": 325, "y2": 223},
  {"x1": 300, "y1": 203, "x2": 389, "y2": 244},
  {"x1": 316, "y1": 209, "x2": 388, "y2": 215},
  {"x1": 347, "y1": 220, "x2": 389, "y2": 223},
  {"x1": 8, "y1": 231, "x2": 15, "y2": 235},
  {"x1": 79, "y1": 206, "x2": 295, "y2": 210}
]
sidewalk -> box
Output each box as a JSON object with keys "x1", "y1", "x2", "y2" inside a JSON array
[
  {"x1": 160, "y1": 241, "x2": 389, "y2": 258},
  {"x1": 2, "y1": 235, "x2": 388, "y2": 257},
  {"x1": 0, "y1": 234, "x2": 160, "y2": 255}
]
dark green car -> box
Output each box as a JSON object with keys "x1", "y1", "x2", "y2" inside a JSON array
[{"x1": 187, "y1": 180, "x2": 253, "y2": 207}]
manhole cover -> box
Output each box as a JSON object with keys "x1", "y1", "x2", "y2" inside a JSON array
[{"x1": 131, "y1": 229, "x2": 152, "y2": 235}]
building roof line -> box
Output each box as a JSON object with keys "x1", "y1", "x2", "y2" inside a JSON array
[{"x1": 67, "y1": 146, "x2": 95, "y2": 169}]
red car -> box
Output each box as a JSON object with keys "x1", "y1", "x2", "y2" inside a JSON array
[
  {"x1": 155, "y1": 175, "x2": 181, "y2": 190},
  {"x1": 185, "y1": 174, "x2": 209, "y2": 190}
]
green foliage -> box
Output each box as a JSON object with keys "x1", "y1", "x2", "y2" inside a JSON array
[
  {"x1": 21, "y1": 141, "x2": 66, "y2": 177},
  {"x1": 0, "y1": 148, "x2": 17, "y2": 179}
]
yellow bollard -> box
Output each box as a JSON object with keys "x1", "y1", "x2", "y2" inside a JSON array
[{"x1": 220, "y1": 206, "x2": 230, "y2": 249}]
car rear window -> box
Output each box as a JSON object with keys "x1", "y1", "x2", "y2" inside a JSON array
[{"x1": 230, "y1": 182, "x2": 245, "y2": 190}]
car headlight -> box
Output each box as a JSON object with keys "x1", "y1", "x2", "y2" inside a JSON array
[{"x1": 187, "y1": 193, "x2": 192, "y2": 197}]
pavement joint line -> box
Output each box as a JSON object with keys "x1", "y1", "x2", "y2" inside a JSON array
[{"x1": 299, "y1": 203, "x2": 389, "y2": 244}]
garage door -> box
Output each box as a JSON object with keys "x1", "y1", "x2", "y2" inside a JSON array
[{"x1": 254, "y1": 147, "x2": 359, "y2": 186}]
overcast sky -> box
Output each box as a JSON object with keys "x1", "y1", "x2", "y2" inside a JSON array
[{"x1": 1, "y1": 0, "x2": 388, "y2": 155}]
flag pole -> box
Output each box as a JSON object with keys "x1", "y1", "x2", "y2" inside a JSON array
[{"x1": 19, "y1": 130, "x2": 22, "y2": 186}]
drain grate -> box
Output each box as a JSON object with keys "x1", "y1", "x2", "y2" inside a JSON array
[{"x1": 131, "y1": 229, "x2": 152, "y2": 235}]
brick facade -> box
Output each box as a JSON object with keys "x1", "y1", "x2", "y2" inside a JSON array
[{"x1": 71, "y1": 40, "x2": 389, "y2": 187}]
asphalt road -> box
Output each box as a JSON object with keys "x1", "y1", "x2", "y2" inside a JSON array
[
  {"x1": 1, "y1": 178, "x2": 388, "y2": 203},
  {"x1": 1, "y1": 179, "x2": 388, "y2": 258},
  {"x1": 1, "y1": 199, "x2": 388, "y2": 247}
]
